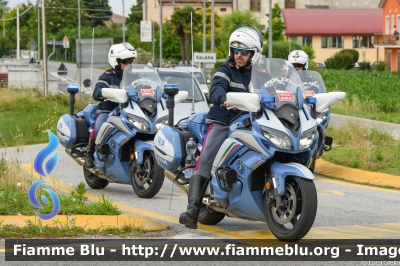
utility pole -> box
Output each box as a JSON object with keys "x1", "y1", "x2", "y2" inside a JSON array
[
  {"x1": 159, "y1": 0, "x2": 162, "y2": 67},
  {"x1": 78, "y1": 0, "x2": 80, "y2": 39},
  {"x1": 122, "y1": 0, "x2": 125, "y2": 42},
  {"x1": 37, "y1": 0, "x2": 40, "y2": 59},
  {"x1": 41, "y1": 0, "x2": 48, "y2": 96},
  {"x1": 268, "y1": 0, "x2": 272, "y2": 61},
  {"x1": 16, "y1": 1, "x2": 19, "y2": 60},
  {"x1": 211, "y1": 0, "x2": 214, "y2": 52}
]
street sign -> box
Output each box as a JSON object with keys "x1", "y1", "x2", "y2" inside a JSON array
[
  {"x1": 205, "y1": 63, "x2": 215, "y2": 69},
  {"x1": 63, "y1": 35, "x2": 70, "y2": 49},
  {"x1": 193, "y1": 52, "x2": 216, "y2": 63},
  {"x1": 140, "y1": 21, "x2": 152, "y2": 42}
]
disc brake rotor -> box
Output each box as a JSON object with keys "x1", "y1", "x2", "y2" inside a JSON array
[
  {"x1": 271, "y1": 183, "x2": 297, "y2": 224},
  {"x1": 134, "y1": 156, "x2": 151, "y2": 186}
]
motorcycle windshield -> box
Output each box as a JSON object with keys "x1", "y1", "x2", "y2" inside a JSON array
[
  {"x1": 120, "y1": 64, "x2": 163, "y2": 98},
  {"x1": 249, "y1": 57, "x2": 304, "y2": 110},
  {"x1": 297, "y1": 70, "x2": 327, "y2": 97}
]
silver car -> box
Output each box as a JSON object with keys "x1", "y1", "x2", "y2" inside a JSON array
[
  {"x1": 173, "y1": 66, "x2": 210, "y2": 103},
  {"x1": 156, "y1": 68, "x2": 209, "y2": 124}
]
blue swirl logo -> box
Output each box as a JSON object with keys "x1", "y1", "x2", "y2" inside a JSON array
[
  {"x1": 29, "y1": 130, "x2": 60, "y2": 220},
  {"x1": 28, "y1": 180, "x2": 60, "y2": 220},
  {"x1": 34, "y1": 130, "x2": 59, "y2": 176}
]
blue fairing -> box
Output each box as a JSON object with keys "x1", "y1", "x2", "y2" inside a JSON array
[
  {"x1": 187, "y1": 112, "x2": 208, "y2": 144},
  {"x1": 95, "y1": 130, "x2": 133, "y2": 183},
  {"x1": 272, "y1": 161, "x2": 315, "y2": 195},
  {"x1": 211, "y1": 150, "x2": 270, "y2": 221},
  {"x1": 77, "y1": 104, "x2": 98, "y2": 128},
  {"x1": 135, "y1": 140, "x2": 154, "y2": 164}
]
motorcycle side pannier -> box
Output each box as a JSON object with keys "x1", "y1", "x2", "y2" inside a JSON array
[
  {"x1": 57, "y1": 114, "x2": 89, "y2": 149},
  {"x1": 154, "y1": 126, "x2": 197, "y2": 172}
]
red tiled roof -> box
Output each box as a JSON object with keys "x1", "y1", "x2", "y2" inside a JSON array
[{"x1": 282, "y1": 9, "x2": 383, "y2": 35}]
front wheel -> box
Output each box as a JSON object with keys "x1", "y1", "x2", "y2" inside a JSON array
[
  {"x1": 131, "y1": 151, "x2": 164, "y2": 198},
  {"x1": 265, "y1": 176, "x2": 317, "y2": 241}
]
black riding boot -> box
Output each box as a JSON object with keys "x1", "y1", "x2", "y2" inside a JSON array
[
  {"x1": 84, "y1": 138, "x2": 95, "y2": 168},
  {"x1": 179, "y1": 174, "x2": 208, "y2": 229}
]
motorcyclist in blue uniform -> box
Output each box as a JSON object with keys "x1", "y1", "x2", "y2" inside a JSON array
[
  {"x1": 85, "y1": 42, "x2": 137, "y2": 168},
  {"x1": 179, "y1": 25, "x2": 264, "y2": 229}
]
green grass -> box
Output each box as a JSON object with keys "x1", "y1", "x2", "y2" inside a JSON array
[
  {"x1": 0, "y1": 156, "x2": 121, "y2": 216},
  {"x1": 322, "y1": 121, "x2": 400, "y2": 176},
  {"x1": 0, "y1": 88, "x2": 88, "y2": 147},
  {"x1": 0, "y1": 220, "x2": 147, "y2": 238}
]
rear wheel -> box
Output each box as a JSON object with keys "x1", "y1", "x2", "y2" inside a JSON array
[
  {"x1": 83, "y1": 166, "x2": 109, "y2": 189},
  {"x1": 265, "y1": 176, "x2": 317, "y2": 241},
  {"x1": 198, "y1": 206, "x2": 225, "y2": 225},
  {"x1": 131, "y1": 151, "x2": 164, "y2": 198}
]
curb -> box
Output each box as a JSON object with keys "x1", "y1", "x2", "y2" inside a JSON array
[
  {"x1": 9, "y1": 164, "x2": 168, "y2": 232},
  {"x1": 0, "y1": 214, "x2": 166, "y2": 231},
  {"x1": 315, "y1": 159, "x2": 400, "y2": 189}
]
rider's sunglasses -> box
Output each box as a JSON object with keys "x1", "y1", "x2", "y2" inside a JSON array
[
  {"x1": 292, "y1": 63, "x2": 305, "y2": 68},
  {"x1": 233, "y1": 48, "x2": 251, "y2": 56},
  {"x1": 120, "y1": 58, "x2": 133, "y2": 64}
]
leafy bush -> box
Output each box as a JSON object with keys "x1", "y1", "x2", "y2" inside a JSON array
[
  {"x1": 375, "y1": 61, "x2": 387, "y2": 72},
  {"x1": 359, "y1": 61, "x2": 371, "y2": 71},
  {"x1": 325, "y1": 50, "x2": 357, "y2": 70},
  {"x1": 309, "y1": 61, "x2": 317, "y2": 70},
  {"x1": 341, "y1": 49, "x2": 359, "y2": 63},
  {"x1": 262, "y1": 41, "x2": 302, "y2": 59}
]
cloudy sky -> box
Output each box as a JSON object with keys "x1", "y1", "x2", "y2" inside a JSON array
[{"x1": 5, "y1": 0, "x2": 138, "y2": 16}]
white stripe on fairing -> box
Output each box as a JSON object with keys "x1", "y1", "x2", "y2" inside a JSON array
[
  {"x1": 107, "y1": 117, "x2": 133, "y2": 135},
  {"x1": 286, "y1": 162, "x2": 315, "y2": 179},
  {"x1": 260, "y1": 110, "x2": 288, "y2": 133},
  {"x1": 231, "y1": 131, "x2": 269, "y2": 156}
]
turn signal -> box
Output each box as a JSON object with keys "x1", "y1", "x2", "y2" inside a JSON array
[
  {"x1": 265, "y1": 182, "x2": 271, "y2": 190},
  {"x1": 130, "y1": 154, "x2": 135, "y2": 160}
]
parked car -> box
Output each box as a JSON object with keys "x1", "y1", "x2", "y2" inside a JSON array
[
  {"x1": 156, "y1": 68, "x2": 209, "y2": 124},
  {"x1": 316, "y1": 62, "x2": 326, "y2": 68},
  {"x1": 173, "y1": 66, "x2": 210, "y2": 103}
]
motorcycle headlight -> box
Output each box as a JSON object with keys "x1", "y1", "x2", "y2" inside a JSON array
[
  {"x1": 300, "y1": 126, "x2": 317, "y2": 150},
  {"x1": 316, "y1": 109, "x2": 329, "y2": 125},
  {"x1": 155, "y1": 115, "x2": 168, "y2": 132},
  {"x1": 261, "y1": 126, "x2": 293, "y2": 150},
  {"x1": 127, "y1": 113, "x2": 150, "y2": 132}
]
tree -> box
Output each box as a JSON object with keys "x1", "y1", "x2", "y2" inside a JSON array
[
  {"x1": 83, "y1": 0, "x2": 112, "y2": 27},
  {"x1": 215, "y1": 10, "x2": 260, "y2": 58},
  {"x1": 45, "y1": 0, "x2": 90, "y2": 34},
  {"x1": 265, "y1": 3, "x2": 285, "y2": 42},
  {"x1": 0, "y1": 36, "x2": 13, "y2": 56},
  {"x1": 126, "y1": 0, "x2": 143, "y2": 25},
  {"x1": 197, "y1": 6, "x2": 221, "y2": 52},
  {"x1": 168, "y1": 6, "x2": 201, "y2": 66}
]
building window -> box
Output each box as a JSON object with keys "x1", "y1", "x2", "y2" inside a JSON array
[
  {"x1": 250, "y1": 0, "x2": 261, "y2": 12},
  {"x1": 353, "y1": 36, "x2": 374, "y2": 48},
  {"x1": 285, "y1": 0, "x2": 296, "y2": 8},
  {"x1": 220, "y1": 8, "x2": 226, "y2": 12},
  {"x1": 290, "y1": 36, "x2": 312, "y2": 46},
  {"x1": 321, "y1": 36, "x2": 344, "y2": 48}
]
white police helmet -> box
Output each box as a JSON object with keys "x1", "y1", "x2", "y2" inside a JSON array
[
  {"x1": 108, "y1": 42, "x2": 137, "y2": 69},
  {"x1": 228, "y1": 24, "x2": 263, "y2": 65},
  {"x1": 288, "y1": 50, "x2": 309, "y2": 70}
]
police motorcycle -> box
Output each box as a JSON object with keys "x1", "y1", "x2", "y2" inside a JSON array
[
  {"x1": 297, "y1": 70, "x2": 333, "y2": 172},
  {"x1": 154, "y1": 57, "x2": 346, "y2": 240},
  {"x1": 57, "y1": 64, "x2": 188, "y2": 198}
]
